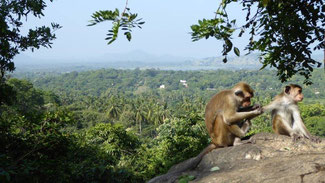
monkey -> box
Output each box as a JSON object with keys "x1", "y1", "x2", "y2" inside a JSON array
[
  {"x1": 147, "y1": 82, "x2": 263, "y2": 183},
  {"x1": 205, "y1": 82, "x2": 263, "y2": 146},
  {"x1": 263, "y1": 84, "x2": 321, "y2": 143}
]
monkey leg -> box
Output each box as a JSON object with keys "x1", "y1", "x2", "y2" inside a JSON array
[
  {"x1": 241, "y1": 120, "x2": 252, "y2": 133},
  {"x1": 233, "y1": 120, "x2": 252, "y2": 146},
  {"x1": 228, "y1": 125, "x2": 245, "y2": 138},
  {"x1": 273, "y1": 115, "x2": 293, "y2": 136},
  {"x1": 233, "y1": 137, "x2": 242, "y2": 146},
  {"x1": 273, "y1": 115, "x2": 304, "y2": 142}
]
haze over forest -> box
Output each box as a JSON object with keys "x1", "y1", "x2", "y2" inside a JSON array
[{"x1": 13, "y1": 50, "x2": 325, "y2": 73}]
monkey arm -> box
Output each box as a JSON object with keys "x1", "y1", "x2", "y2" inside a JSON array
[
  {"x1": 291, "y1": 108, "x2": 321, "y2": 143},
  {"x1": 291, "y1": 109, "x2": 311, "y2": 138},
  {"x1": 262, "y1": 101, "x2": 279, "y2": 112},
  {"x1": 237, "y1": 104, "x2": 261, "y2": 112},
  {"x1": 224, "y1": 110, "x2": 262, "y2": 125}
]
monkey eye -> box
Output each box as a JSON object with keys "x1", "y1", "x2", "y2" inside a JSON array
[
  {"x1": 250, "y1": 92, "x2": 254, "y2": 97},
  {"x1": 235, "y1": 90, "x2": 244, "y2": 97}
]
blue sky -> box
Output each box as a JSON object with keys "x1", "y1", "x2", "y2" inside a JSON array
[
  {"x1": 19, "y1": 0, "x2": 248, "y2": 60},
  {"x1": 20, "y1": 0, "x2": 323, "y2": 61}
]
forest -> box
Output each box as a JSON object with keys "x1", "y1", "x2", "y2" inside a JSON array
[
  {"x1": 1, "y1": 68, "x2": 325, "y2": 182},
  {"x1": 1, "y1": 0, "x2": 325, "y2": 182}
]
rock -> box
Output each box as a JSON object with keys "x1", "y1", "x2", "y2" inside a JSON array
[{"x1": 148, "y1": 133, "x2": 325, "y2": 183}]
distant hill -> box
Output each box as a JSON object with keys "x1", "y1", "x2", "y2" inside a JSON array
[{"x1": 13, "y1": 50, "x2": 322, "y2": 73}]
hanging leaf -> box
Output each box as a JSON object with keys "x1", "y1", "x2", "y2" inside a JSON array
[
  {"x1": 89, "y1": 7, "x2": 144, "y2": 45},
  {"x1": 125, "y1": 32, "x2": 131, "y2": 41},
  {"x1": 234, "y1": 47, "x2": 240, "y2": 56}
]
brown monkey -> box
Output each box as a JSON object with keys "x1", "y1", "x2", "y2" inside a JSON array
[
  {"x1": 263, "y1": 84, "x2": 321, "y2": 143},
  {"x1": 148, "y1": 82, "x2": 263, "y2": 183},
  {"x1": 205, "y1": 82, "x2": 263, "y2": 146}
]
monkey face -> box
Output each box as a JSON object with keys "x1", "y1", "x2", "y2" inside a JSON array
[
  {"x1": 235, "y1": 90, "x2": 252, "y2": 107},
  {"x1": 294, "y1": 88, "x2": 304, "y2": 102},
  {"x1": 285, "y1": 85, "x2": 303, "y2": 102},
  {"x1": 242, "y1": 96, "x2": 252, "y2": 107}
]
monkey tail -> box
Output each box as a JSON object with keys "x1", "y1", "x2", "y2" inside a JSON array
[
  {"x1": 147, "y1": 143, "x2": 217, "y2": 183},
  {"x1": 168, "y1": 143, "x2": 217, "y2": 173}
]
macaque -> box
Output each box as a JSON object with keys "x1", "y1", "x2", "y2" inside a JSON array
[
  {"x1": 147, "y1": 82, "x2": 263, "y2": 183},
  {"x1": 205, "y1": 82, "x2": 263, "y2": 146},
  {"x1": 263, "y1": 84, "x2": 321, "y2": 143}
]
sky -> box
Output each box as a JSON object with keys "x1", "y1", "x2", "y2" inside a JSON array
[
  {"x1": 19, "y1": 0, "x2": 323, "y2": 61},
  {"x1": 19, "y1": 0, "x2": 253, "y2": 60}
]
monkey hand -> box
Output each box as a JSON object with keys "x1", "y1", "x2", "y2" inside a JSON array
[
  {"x1": 251, "y1": 104, "x2": 262, "y2": 110},
  {"x1": 253, "y1": 105, "x2": 263, "y2": 115}
]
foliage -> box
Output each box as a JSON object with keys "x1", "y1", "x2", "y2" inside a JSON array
[
  {"x1": 0, "y1": 79, "x2": 141, "y2": 182},
  {"x1": 305, "y1": 116, "x2": 325, "y2": 137},
  {"x1": 0, "y1": 0, "x2": 61, "y2": 78},
  {"x1": 82, "y1": 123, "x2": 140, "y2": 164},
  {"x1": 88, "y1": 0, "x2": 144, "y2": 45},
  {"x1": 300, "y1": 103, "x2": 325, "y2": 119},
  {"x1": 0, "y1": 78, "x2": 15, "y2": 105},
  {"x1": 1, "y1": 70, "x2": 325, "y2": 182},
  {"x1": 132, "y1": 113, "x2": 209, "y2": 180},
  {"x1": 191, "y1": 0, "x2": 325, "y2": 84},
  {"x1": 300, "y1": 103, "x2": 325, "y2": 137},
  {"x1": 247, "y1": 114, "x2": 273, "y2": 136},
  {"x1": 26, "y1": 68, "x2": 325, "y2": 101},
  {"x1": 6, "y1": 78, "x2": 45, "y2": 120}
]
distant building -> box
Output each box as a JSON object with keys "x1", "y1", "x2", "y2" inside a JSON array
[
  {"x1": 180, "y1": 80, "x2": 188, "y2": 88},
  {"x1": 159, "y1": 84, "x2": 165, "y2": 89},
  {"x1": 315, "y1": 91, "x2": 320, "y2": 95}
]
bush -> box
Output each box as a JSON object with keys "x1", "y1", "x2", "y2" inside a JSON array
[{"x1": 133, "y1": 112, "x2": 209, "y2": 181}]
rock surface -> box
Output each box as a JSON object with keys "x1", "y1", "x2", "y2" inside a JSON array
[{"x1": 149, "y1": 133, "x2": 325, "y2": 183}]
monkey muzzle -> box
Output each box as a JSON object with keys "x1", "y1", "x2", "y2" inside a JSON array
[{"x1": 242, "y1": 97, "x2": 251, "y2": 107}]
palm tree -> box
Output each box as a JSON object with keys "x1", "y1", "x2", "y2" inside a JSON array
[{"x1": 106, "y1": 96, "x2": 122, "y2": 120}]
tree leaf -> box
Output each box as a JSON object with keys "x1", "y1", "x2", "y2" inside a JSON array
[
  {"x1": 210, "y1": 166, "x2": 220, "y2": 172},
  {"x1": 125, "y1": 32, "x2": 132, "y2": 41},
  {"x1": 234, "y1": 47, "x2": 240, "y2": 56}
]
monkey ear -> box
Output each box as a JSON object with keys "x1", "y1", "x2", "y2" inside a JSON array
[
  {"x1": 285, "y1": 85, "x2": 291, "y2": 94},
  {"x1": 235, "y1": 90, "x2": 244, "y2": 97}
]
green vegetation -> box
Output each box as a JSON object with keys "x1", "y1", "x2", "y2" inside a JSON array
[
  {"x1": 1, "y1": 68, "x2": 324, "y2": 182},
  {"x1": 1, "y1": 1, "x2": 324, "y2": 182},
  {"x1": 0, "y1": 0, "x2": 60, "y2": 78},
  {"x1": 191, "y1": 0, "x2": 325, "y2": 84}
]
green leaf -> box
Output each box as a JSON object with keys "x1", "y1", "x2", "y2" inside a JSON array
[
  {"x1": 178, "y1": 178, "x2": 188, "y2": 183},
  {"x1": 262, "y1": 0, "x2": 269, "y2": 7},
  {"x1": 234, "y1": 47, "x2": 240, "y2": 56},
  {"x1": 125, "y1": 32, "x2": 132, "y2": 41},
  {"x1": 225, "y1": 39, "x2": 233, "y2": 53},
  {"x1": 223, "y1": 57, "x2": 228, "y2": 63},
  {"x1": 187, "y1": 175, "x2": 196, "y2": 180},
  {"x1": 210, "y1": 166, "x2": 220, "y2": 172}
]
